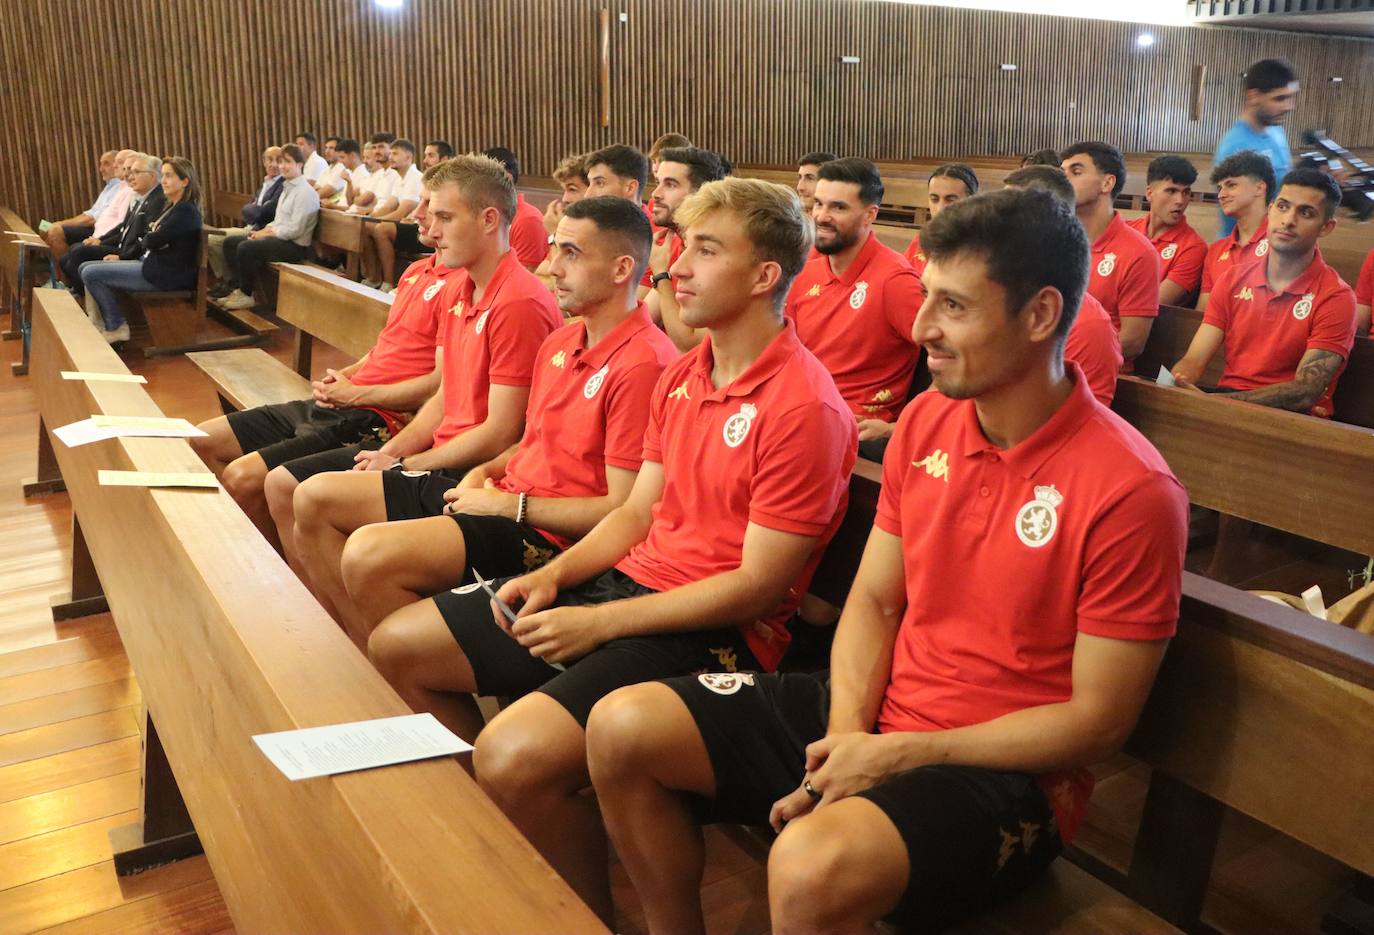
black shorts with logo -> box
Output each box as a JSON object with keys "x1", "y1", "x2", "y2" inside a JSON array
[
  {"x1": 661, "y1": 671, "x2": 1064, "y2": 932},
  {"x1": 227, "y1": 400, "x2": 389, "y2": 471},
  {"x1": 433, "y1": 567, "x2": 760, "y2": 726},
  {"x1": 378, "y1": 468, "x2": 465, "y2": 521}
]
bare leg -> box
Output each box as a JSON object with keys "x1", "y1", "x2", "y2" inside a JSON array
[
  {"x1": 474, "y1": 694, "x2": 613, "y2": 925},
  {"x1": 265, "y1": 465, "x2": 307, "y2": 578},
  {"x1": 46, "y1": 226, "x2": 71, "y2": 277},
  {"x1": 360, "y1": 228, "x2": 380, "y2": 283},
  {"x1": 367, "y1": 598, "x2": 487, "y2": 740},
  {"x1": 767, "y1": 799, "x2": 909, "y2": 935},
  {"x1": 221, "y1": 453, "x2": 280, "y2": 551},
  {"x1": 372, "y1": 222, "x2": 399, "y2": 285},
  {"x1": 341, "y1": 516, "x2": 469, "y2": 635},
  {"x1": 291, "y1": 471, "x2": 388, "y2": 643},
  {"x1": 189, "y1": 415, "x2": 243, "y2": 477},
  {"x1": 586, "y1": 683, "x2": 717, "y2": 935}
]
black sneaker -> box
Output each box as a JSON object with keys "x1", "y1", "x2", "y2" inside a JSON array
[{"x1": 209, "y1": 283, "x2": 234, "y2": 299}]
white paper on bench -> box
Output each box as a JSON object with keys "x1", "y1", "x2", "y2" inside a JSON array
[
  {"x1": 1156, "y1": 365, "x2": 1177, "y2": 387},
  {"x1": 61, "y1": 371, "x2": 148, "y2": 384},
  {"x1": 53, "y1": 418, "x2": 120, "y2": 447},
  {"x1": 253, "y1": 713, "x2": 472, "y2": 781},
  {"x1": 91, "y1": 414, "x2": 208, "y2": 438}
]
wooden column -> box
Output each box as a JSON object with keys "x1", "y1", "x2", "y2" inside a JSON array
[
  {"x1": 50, "y1": 515, "x2": 110, "y2": 621},
  {"x1": 110, "y1": 715, "x2": 203, "y2": 875},
  {"x1": 1124, "y1": 771, "x2": 1225, "y2": 930}
]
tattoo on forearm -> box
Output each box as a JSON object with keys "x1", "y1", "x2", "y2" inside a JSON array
[{"x1": 1229, "y1": 350, "x2": 1343, "y2": 412}]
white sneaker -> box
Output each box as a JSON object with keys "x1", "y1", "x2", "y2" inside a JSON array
[
  {"x1": 85, "y1": 295, "x2": 103, "y2": 326},
  {"x1": 379, "y1": 282, "x2": 394, "y2": 294},
  {"x1": 219, "y1": 291, "x2": 258, "y2": 310},
  {"x1": 361, "y1": 279, "x2": 381, "y2": 290},
  {"x1": 101, "y1": 322, "x2": 131, "y2": 344}
]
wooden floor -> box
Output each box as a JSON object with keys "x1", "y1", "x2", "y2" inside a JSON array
[{"x1": 0, "y1": 313, "x2": 1361, "y2": 934}]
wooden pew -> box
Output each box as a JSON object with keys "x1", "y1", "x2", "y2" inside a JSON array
[
  {"x1": 190, "y1": 263, "x2": 392, "y2": 415},
  {"x1": 212, "y1": 189, "x2": 253, "y2": 228},
  {"x1": 26, "y1": 287, "x2": 606, "y2": 934},
  {"x1": 1, "y1": 206, "x2": 50, "y2": 376},
  {"x1": 811, "y1": 462, "x2": 1374, "y2": 933},
  {"x1": 1131, "y1": 303, "x2": 1374, "y2": 430}
]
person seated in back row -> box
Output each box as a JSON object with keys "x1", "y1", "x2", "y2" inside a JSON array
[
  {"x1": 904, "y1": 162, "x2": 979, "y2": 279},
  {"x1": 217, "y1": 144, "x2": 319, "y2": 311},
  {"x1": 44, "y1": 149, "x2": 123, "y2": 274},
  {"x1": 191, "y1": 181, "x2": 454, "y2": 550},
  {"x1": 1126, "y1": 155, "x2": 1208, "y2": 308},
  {"x1": 583, "y1": 186, "x2": 1187, "y2": 935},
  {"x1": 61, "y1": 152, "x2": 165, "y2": 298},
  {"x1": 78, "y1": 157, "x2": 203, "y2": 344},
  {"x1": 208, "y1": 146, "x2": 283, "y2": 294},
  {"x1": 1198, "y1": 150, "x2": 1275, "y2": 311},
  {"x1": 360, "y1": 139, "x2": 452, "y2": 287},
  {"x1": 1173, "y1": 168, "x2": 1356, "y2": 418}
]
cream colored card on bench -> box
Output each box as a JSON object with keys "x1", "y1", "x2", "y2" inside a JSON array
[
  {"x1": 91, "y1": 415, "x2": 207, "y2": 437},
  {"x1": 98, "y1": 470, "x2": 219, "y2": 488}
]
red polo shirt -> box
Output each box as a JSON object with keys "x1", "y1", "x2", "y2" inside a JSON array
[
  {"x1": 786, "y1": 233, "x2": 923, "y2": 423},
  {"x1": 1354, "y1": 246, "x2": 1374, "y2": 307},
  {"x1": 1201, "y1": 217, "x2": 1269, "y2": 295},
  {"x1": 499, "y1": 307, "x2": 680, "y2": 549},
  {"x1": 874, "y1": 363, "x2": 1187, "y2": 844},
  {"x1": 615, "y1": 321, "x2": 857, "y2": 671},
  {"x1": 1065, "y1": 293, "x2": 1123, "y2": 404},
  {"x1": 354, "y1": 255, "x2": 454, "y2": 390},
  {"x1": 510, "y1": 194, "x2": 548, "y2": 269},
  {"x1": 1125, "y1": 215, "x2": 1206, "y2": 296},
  {"x1": 434, "y1": 250, "x2": 562, "y2": 448},
  {"x1": 903, "y1": 233, "x2": 927, "y2": 280},
  {"x1": 1088, "y1": 213, "x2": 1161, "y2": 327},
  {"x1": 1203, "y1": 252, "x2": 1357, "y2": 418}
]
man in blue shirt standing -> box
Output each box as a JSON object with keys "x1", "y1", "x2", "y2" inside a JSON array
[{"x1": 1214, "y1": 58, "x2": 1300, "y2": 235}]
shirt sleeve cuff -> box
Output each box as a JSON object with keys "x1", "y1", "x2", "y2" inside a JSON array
[
  {"x1": 1119, "y1": 306, "x2": 1160, "y2": 319},
  {"x1": 1077, "y1": 615, "x2": 1177, "y2": 641},
  {"x1": 603, "y1": 453, "x2": 644, "y2": 471},
  {"x1": 748, "y1": 507, "x2": 831, "y2": 536},
  {"x1": 875, "y1": 510, "x2": 901, "y2": 536},
  {"x1": 488, "y1": 373, "x2": 535, "y2": 386},
  {"x1": 1306, "y1": 339, "x2": 1352, "y2": 358}
]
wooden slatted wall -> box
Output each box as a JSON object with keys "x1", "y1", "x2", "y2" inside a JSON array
[{"x1": 3, "y1": 0, "x2": 1373, "y2": 223}]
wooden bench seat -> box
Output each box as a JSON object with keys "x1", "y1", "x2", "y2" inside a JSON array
[
  {"x1": 26, "y1": 286, "x2": 607, "y2": 934},
  {"x1": 1, "y1": 205, "x2": 50, "y2": 376},
  {"x1": 187, "y1": 347, "x2": 310, "y2": 413},
  {"x1": 952, "y1": 860, "x2": 1181, "y2": 934}
]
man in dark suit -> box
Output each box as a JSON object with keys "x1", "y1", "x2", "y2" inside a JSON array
[{"x1": 62, "y1": 152, "x2": 167, "y2": 296}]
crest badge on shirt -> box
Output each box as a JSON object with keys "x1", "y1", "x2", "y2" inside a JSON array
[
  {"x1": 475, "y1": 310, "x2": 491, "y2": 334},
  {"x1": 849, "y1": 281, "x2": 869, "y2": 310},
  {"x1": 1096, "y1": 253, "x2": 1117, "y2": 277},
  {"x1": 1255, "y1": 240, "x2": 1270, "y2": 258},
  {"x1": 583, "y1": 364, "x2": 610, "y2": 399},
  {"x1": 1292, "y1": 293, "x2": 1316, "y2": 321},
  {"x1": 1161, "y1": 244, "x2": 1178, "y2": 260},
  {"x1": 722, "y1": 403, "x2": 758, "y2": 448},
  {"x1": 1015, "y1": 484, "x2": 1063, "y2": 548},
  {"x1": 423, "y1": 281, "x2": 443, "y2": 301}
]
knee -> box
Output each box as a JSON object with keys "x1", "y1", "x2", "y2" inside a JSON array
[
  {"x1": 290, "y1": 474, "x2": 333, "y2": 529},
  {"x1": 221, "y1": 456, "x2": 267, "y2": 501},
  {"x1": 340, "y1": 524, "x2": 395, "y2": 596},
  {"x1": 366, "y1": 612, "x2": 421, "y2": 683},
  {"x1": 263, "y1": 466, "x2": 298, "y2": 517},
  {"x1": 585, "y1": 683, "x2": 674, "y2": 786},
  {"x1": 473, "y1": 716, "x2": 565, "y2": 809},
  {"x1": 768, "y1": 814, "x2": 859, "y2": 929}
]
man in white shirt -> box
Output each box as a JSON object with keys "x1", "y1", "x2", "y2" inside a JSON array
[
  {"x1": 45, "y1": 149, "x2": 123, "y2": 272},
  {"x1": 296, "y1": 132, "x2": 328, "y2": 183},
  {"x1": 349, "y1": 139, "x2": 396, "y2": 215},
  {"x1": 313, "y1": 136, "x2": 349, "y2": 206},
  {"x1": 361, "y1": 138, "x2": 425, "y2": 289},
  {"x1": 220, "y1": 144, "x2": 321, "y2": 311}
]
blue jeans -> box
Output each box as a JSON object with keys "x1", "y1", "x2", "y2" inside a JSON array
[{"x1": 79, "y1": 260, "x2": 158, "y2": 330}]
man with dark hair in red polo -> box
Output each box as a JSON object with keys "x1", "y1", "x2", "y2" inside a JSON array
[
  {"x1": 1062, "y1": 141, "x2": 1160, "y2": 362},
  {"x1": 321, "y1": 197, "x2": 679, "y2": 649},
  {"x1": 447, "y1": 178, "x2": 855, "y2": 923},
  {"x1": 482, "y1": 146, "x2": 548, "y2": 270},
  {"x1": 1354, "y1": 246, "x2": 1374, "y2": 336},
  {"x1": 190, "y1": 183, "x2": 450, "y2": 549},
  {"x1": 1127, "y1": 155, "x2": 1208, "y2": 307},
  {"x1": 1173, "y1": 168, "x2": 1356, "y2": 418},
  {"x1": 583, "y1": 186, "x2": 1187, "y2": 935},
  {"x1": 1004, "y1": 166, "x2": 1124, "y2": 405},
  {"x1": 796, "y1": 150, "x2": 837, "y2": 213},
  {"x1": 263, "y1": 155, "x2": 561, "y2": 593},
  {"x1": 645, "y1": 146, "x2": 728, "y2": 352},
  {"x1": 788, "y1": 157, "x2": 924, "y2": 462},
  {"x1": 904, "y1": 162, "x2": 979, "y2": 279},
  {"x1": 1199, "y1": 150, "x2": 1276, "y2": 310}
]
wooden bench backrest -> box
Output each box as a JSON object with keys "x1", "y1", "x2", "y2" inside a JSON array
[
  {"x1": 0, "y1": 206, "x2": 40, "y2": 300},
  {"x1": 1131, "y1": 304, "x2": 1374, "y2": 429},
  {"x1": 827, "y1": 466, "x2": 1374, "y2": 882},
  {"x1": 1112, "y1": 375, "x2": 1374, "y2": 554},
  {"x1": 30, "y1": 288, "x2": 605, "y2": 935},
  {"x1": 275, "y1": 263, "x2": 391, "y2": 360},
  {"x1": 316, "y1": 209, "x2": 365, "y2": 253},
  {"x1": 213, "y1": 190, "x2": 253, "y2": 228}
]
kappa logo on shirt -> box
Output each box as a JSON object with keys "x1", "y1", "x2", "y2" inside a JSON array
[
  {"x1": 1161, "y1": 243, "x2": 1178, "y2": 260},
  {"x1": 1292, "y1": 292, "x2": 1316, "y2": 321},
  {"x1": 1219, "y1": 250, "x2": 1232, "y2": 262},
  {"x1": 422, "y1": 281, "x2": 443, "y2": 301},
  {"x1": 449, "y1": 300, "x2": 465, "y2": 317},
  {"x1": 912, "y1": 449, "x2": 950, "y2": 483},
  {"x1": 722, "y1": 403, "x2": 758, "y2": 448},
  {"x1": 551, "y1": 350, "x2": 567, "y2": 369},
  {"x1": 405, "y1": 274, "x2": 420, "y2": 286},
  {"x1": 870, "y1": 389, "x2": 894, "y2": 403},
  {"x1": 1234, "y1": 286, "x2": 1255, "y2": 302},
  {"x1": 668, "y1": 381, "x2": 691, "y2": 401},
  {"x1": 806, "y1": 283, "x2": 821, "y2": 298},
  {"x1": 849, "y1": 280, "x2": 869, "y2": 310},
  {"x1": 1015, "y1": 484, "x2": 1063, "y2": 548},
  {"x1": 1096, "y1": 253, "x2": 1117, "y2": 277}
]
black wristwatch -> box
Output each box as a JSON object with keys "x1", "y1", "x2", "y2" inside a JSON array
[{"x1": 650, "y1": 271, "x2": 672, "y2": 286}]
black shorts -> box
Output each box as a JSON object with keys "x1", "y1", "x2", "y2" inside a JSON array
[
  {"x1": 394, "y1": 223, "x2": 431, "y2": 255},
  {"x1": 663, "y1": 671, "x2": 1063, "y2": 932},
  {"x1": 433, "y1": 567, "x2": 759, "y2": 725},
  {"x1": 62, "y1": 223, "x2": 94, "y2": 243},
  {"x1": 227, "y1": 400, "x2": 389, "y2": 471},
  {"x1": 378, "y1": 468, "x2": 465, "y2": 521},
  {"x1": 277, "y1": 441, "x2": 387, "y2": 482},
  {"x1": 449, "y1": 513, "x2": 561, "y2": 582}
]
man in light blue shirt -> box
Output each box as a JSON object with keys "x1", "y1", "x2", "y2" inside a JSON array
[
  {"x1": 1214, "y1": 58, "x2": 1299, "y2": 235},
  {"x1": 44, "y1": 150, "x2": 123, "y2": 258}
]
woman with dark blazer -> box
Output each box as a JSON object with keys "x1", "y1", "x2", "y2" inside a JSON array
[{"x1": 80, "y1": 156, "x2": 203, "y2": 343}]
